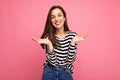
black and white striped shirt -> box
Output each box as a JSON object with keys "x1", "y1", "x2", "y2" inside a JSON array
[{"x1": 45, "y1": 31, "x2": 77, "y2": 72}]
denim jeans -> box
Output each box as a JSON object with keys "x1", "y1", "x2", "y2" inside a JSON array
[{"x1": 42, "y1": 63, "x2": 73, "y2": 80}]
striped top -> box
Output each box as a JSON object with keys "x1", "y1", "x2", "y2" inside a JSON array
[{"x1": 45, "y1": 31, "x2": 77, "y2": 73}]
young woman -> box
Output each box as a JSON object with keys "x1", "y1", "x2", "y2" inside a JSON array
[{"x1": 32, "y1": 5, "x2": 87, "y2": 80}]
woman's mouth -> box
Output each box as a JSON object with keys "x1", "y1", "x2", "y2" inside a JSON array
[{"x1": 55, "y1": 21, "x2": 61, "y2": 26}]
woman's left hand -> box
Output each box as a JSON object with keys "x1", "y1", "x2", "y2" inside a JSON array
[{"x1": 71, "y1": 33, "x2": 88, "y2": 45}]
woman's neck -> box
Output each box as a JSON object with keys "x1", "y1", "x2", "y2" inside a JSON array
[
  {"x1": 56, "y1": 30, "x2": 65, "y2": 36},
  {"x1": 55, "y1": 28, "x2": 65, "y2": 38},
  {"x1": 55, "y1": 29, "x2": 69, "y2": 39}
]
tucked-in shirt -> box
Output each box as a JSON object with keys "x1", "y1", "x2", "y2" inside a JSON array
[{"x1": 45, "y1": 31, "x2": 77, "y2": 73}]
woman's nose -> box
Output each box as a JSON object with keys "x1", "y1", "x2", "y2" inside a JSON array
[{"x1": 55, "y1": 17, "x2": 59, "y2": 20}]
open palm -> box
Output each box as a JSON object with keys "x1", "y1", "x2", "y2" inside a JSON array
[
  {"x1": 32, "y1": 37, "x2": 51, "y2": 45},
  {"x1": 72, "y1": 33, "x2": 88, "y2": 44}
]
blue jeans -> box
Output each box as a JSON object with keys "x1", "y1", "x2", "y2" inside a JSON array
[{"x1": 42, "y1": 63, "x2": 73, "y2": 80}]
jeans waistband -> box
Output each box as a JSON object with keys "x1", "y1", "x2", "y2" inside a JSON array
[
  {"x1": 45, "y1": 62, "x2": 72, "y2": 74},
  {"x1": 46, "y1": 62, "x2": 66, "y2": 70}
]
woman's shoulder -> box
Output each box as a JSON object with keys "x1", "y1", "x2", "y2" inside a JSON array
[{"x1": 68, "y1": 31, "x2": 77, "y2": 36}]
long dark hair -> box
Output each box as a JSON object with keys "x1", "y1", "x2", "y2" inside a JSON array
[{"x1": 41, "y1": 5, "x2": 70, "y2": 48}]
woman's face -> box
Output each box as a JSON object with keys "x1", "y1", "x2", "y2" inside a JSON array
[{"x1": 51, "y1": 8, "x2": 65, "y2": 29}]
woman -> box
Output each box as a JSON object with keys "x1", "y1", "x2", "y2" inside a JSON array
[{"x1": 33, "y1": 5, "x2": 87, "y2": 80}]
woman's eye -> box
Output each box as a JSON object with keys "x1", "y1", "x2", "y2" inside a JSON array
[
  {"x1": 58, "y1": 15, "x2": 62, "y2": 17},
  {"x1": 51, "y1": 16, "x2": 54, "y2": 19}
]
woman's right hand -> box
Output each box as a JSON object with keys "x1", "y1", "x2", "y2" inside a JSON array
[
  {"x1": 32, "y1": 37, "x2": 51, "y2": 45},
  {"x1": 32, "y1": 37, "x2": 53, "y2": 52}
]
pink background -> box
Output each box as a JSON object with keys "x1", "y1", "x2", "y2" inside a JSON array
[{"x1": 0, "y1": 0, "x2": 120, "y2": 80}]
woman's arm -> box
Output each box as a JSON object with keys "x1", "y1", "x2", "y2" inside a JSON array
[
  {"x1": 67, "y1": 44, "x2": 77, "y2": 64},
  {"x1": 32, "y1": 37, "x2": 56, "y2": 64},
  {"x1": 67, "y1": 33, "x2": 88, "y2": 64}
]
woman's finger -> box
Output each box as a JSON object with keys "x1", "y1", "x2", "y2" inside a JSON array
[
  {"x1": 84, "y1": 33, "x2": 88, "y2": 37},
  {"x1": 32, "y1": 37, "x2": 38, "y2": 42},
  {"x1": 80, "y1": 33, "x2": 88, "y2": 38}
]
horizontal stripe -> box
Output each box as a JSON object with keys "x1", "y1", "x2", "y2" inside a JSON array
[{"x1": 45, "y1": 31, "x2": 77, "y2": 72}]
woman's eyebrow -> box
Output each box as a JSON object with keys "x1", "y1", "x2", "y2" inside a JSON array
[{"x1": 51, "y1": 12, "x2": 62, "y2": 17}]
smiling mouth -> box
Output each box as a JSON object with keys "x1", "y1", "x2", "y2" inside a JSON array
[{"x1": 55, "y1": 21, "x2": 61, "y2": 26}]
